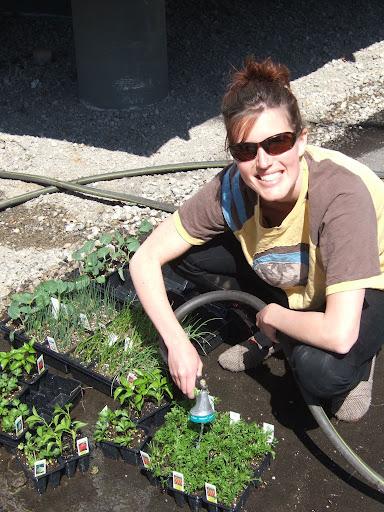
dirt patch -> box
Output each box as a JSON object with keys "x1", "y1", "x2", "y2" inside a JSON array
[{"x1": 0, "y1": 202, "x2": 84, "y2": 250}]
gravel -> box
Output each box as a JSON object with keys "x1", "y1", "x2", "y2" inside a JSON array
[{"x1": 0, "y1": 2, "x2": 384, "y2": 312}]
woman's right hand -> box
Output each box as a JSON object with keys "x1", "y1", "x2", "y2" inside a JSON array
[{"x1": 167, "y1": 341, "x2": 203, "y2": 399}]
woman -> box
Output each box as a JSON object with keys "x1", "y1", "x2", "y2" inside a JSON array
[{"x1": 130, "y1": 57, "x2": 384, "y2": 422}]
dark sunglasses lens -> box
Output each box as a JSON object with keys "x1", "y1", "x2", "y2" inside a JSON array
[
  {"x1": 265, "y1": 133, "x2": 295, "y2": 155},
  {"x1": 230, "y1": 143, "x2": 257, "y2": 162}
]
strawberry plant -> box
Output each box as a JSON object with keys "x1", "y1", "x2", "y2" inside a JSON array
[
  {"x1": 113, "y1": 368, "x2": 173, "y2": 414},
  {"x1": 146, "y1": 404, "x2": 275, "y2": 507}
]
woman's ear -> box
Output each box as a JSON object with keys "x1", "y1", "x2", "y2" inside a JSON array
[{"x1": 297, "y1": 128, "x2": 308, "y2": 157}]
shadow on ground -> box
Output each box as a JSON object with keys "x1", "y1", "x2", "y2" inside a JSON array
[{"x1": 0, "y1": 0, "x2": 384, "y2": 155}]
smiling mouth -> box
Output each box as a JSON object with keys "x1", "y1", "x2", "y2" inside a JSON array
[{"x1": 256, "y1": 171, "x2": 283, "y2": 182}]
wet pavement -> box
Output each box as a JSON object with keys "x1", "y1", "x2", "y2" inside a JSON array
[{"x1": 1, "y1": 128, "x2": 384, "y2": 512}]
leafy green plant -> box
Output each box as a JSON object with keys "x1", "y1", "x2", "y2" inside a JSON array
[
  {"x1": 7, "y1": 275, "x2": 90, "y2": 324},
  {"x1": 0, "y1": 340, "x2": 38, "y2": 378},
  {"x1": 147, "y1": 404, "x2": 275, "y2": 506},
  {"x1": 0, "y1": 373, "x2": 20, "y2": 399},
  {"x1": 113, "y1": 368, "x2": 173, "y2": 413},
  {"x1": 19, "y1": 404, "x2": 87, "y2": 468},
  {"x1": 0, "y1": 398, "x2": 29, "y2": 434},
  {"x1": 93, "y1": 406, "x2": 143, "y2": 447},
  {"x1": 72, "y1": 221, "x2": 153, "y2": 284}
]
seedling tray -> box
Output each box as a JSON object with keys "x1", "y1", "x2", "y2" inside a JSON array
[
  {"x1": 0, "y1": 426, "x2": 28, "y2": 449},
  {"x1": 140, "y1": 452, "x2": 271, "y2": 512},
  {"x1": 21, "y1": 372, "x2": 82, "y2": 422},
  {"x1": 98, "y1": 425, "x2": 149, "y2": 465},
  {"x1": 17, "y1": 456, "x2": 66, "y2": 494},
  {"x1": 59, "y1": 451, "x2": 91, "y2": 478}
]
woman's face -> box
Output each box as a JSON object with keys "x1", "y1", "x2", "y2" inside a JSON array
[{"x1": 235, "y1": 107, "x2": 307, "y2": 205}]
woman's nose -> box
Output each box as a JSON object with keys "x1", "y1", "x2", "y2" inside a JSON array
[{"x1": 256, "y1": 146, "x2": 272, "y2": 168}]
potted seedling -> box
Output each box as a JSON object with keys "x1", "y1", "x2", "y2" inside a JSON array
[
  {"x1": 72, "y1": 221, "x2": 153, "y2": 284},
  {"x1": 0, "y1": 372, "x2": 24, "y2": 401},
  {"x1": 0, "y1": 340, "x2": 45, "y2": 385},
  {"x1": 94, "y1": 406, "x2": 149, "y2": 464},
  {"x1": 113, "y1": 368, "x2": 173, "y2": 427},
  {"x1": 0, "y1": 397, "x2": 30, "y2": 447},
  {"x1": 141, "y1": 403, "x2": 275, "y2": 512},
  {"x1": 18, "y1": 404, "x2": 89, "y2": 493}
]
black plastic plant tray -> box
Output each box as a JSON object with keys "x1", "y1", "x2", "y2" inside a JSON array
[
  {"x1": 140, "y1": 452, "x2": 271, "y2": 512},
  {"x1": 134, "y1": 401, "x2": 171, "y2": 430},
  {"x1": 21, "y1": 372, "x2": 82, "y2": 422},
  {"x1": 0, "y1": 426, "x2": 27, "y2": 449},
  {"x1": 105, "y1": 263, "x2": 196, "y2": 306},
  {"x1": 59, "y1": 452, "x2": 91, "y2": 478},
  {"x1": 98, "y1": 425, "x2": 149, "y2": 465},
  {"x1": 17, "y1": 456, "x2": 66, "y2": 494}
]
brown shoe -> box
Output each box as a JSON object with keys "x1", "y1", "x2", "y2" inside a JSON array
[
  {"x1": 331, "y1": 356, "x2": 376, "y2": 422},
  {"x1": 218, "y1": 335, "x2": 279, "y2": 372}
]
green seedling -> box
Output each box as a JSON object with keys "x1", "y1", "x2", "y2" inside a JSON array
[
  {"x1": 0, "y1": 373, "x2": 20, "y2": 399},
  {"x1": 0, "y1": 398, "x2": 29, "y2": 434},
  {"x1": 72, "y1": 221, "x2": 153, "y2": 284},
  {"x1": 113, "y1": 368, "x2": 173, "y2": 414},
  {"x1": 0, "y1": 340, "x2": 37, "y2": 378},
  {"x1": 94, "y1": 407, "x2": 142, "y2": 447},
  {"x1": 147, "y1": 404, "x2": 275, "y2": 506}
]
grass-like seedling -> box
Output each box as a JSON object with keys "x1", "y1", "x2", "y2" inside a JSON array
[
  {"x1": 24, "y1": 283, "x2": 118, "y2": 352},
  {"x1": 74, "y1": 303, "x2": 162, "y2": 378},
  {"x1": 147, "y1": 403, "x2": 275, "y2": 507}
]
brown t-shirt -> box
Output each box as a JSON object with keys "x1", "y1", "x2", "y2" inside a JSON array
[{"x1": 173, "y1": 145, "x2": 384, "y2": 310}]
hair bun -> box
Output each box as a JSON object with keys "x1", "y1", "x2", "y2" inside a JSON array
[{"x1": 234, "y1": 56, "x2": 291, "y2": 89}]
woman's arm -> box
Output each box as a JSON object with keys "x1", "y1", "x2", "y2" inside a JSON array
[
  {"x1": 256, "y1": 288, "x2": 365, "y2": 353},
  {"x1": 129, "y1": 215, "x2": 203, "y2": 398}
]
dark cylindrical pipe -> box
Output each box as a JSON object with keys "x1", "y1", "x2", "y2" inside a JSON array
[{"x1": 71, "y1": 0, "x2": 168, "y2": 109}]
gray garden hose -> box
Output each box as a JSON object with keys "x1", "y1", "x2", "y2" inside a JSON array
[
  {"x1": 0, "y1": 160, "x2": 230, "y2": 212},
  {"x1": 172, "y1": 290, "x2": 384, "y2": 493}
]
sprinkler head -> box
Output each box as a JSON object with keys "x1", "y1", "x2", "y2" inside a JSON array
[{"x1": 189, "y1": 378, "x2": 216, "y2": 424}]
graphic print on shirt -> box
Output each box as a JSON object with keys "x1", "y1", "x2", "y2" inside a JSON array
[{"x1": 252, "y1": 243, "x2": 309, "y2": 288}]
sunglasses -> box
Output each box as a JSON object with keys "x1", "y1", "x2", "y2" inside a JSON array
[{"x1": 229, "y1": 131, "x2": 298, "y2": 162}]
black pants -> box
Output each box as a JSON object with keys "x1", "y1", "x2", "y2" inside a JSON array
[{"x1": 171, "y1": 232, "x2": 384, "y2": 400}]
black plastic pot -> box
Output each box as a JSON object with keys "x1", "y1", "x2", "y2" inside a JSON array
[
  {"x1": 59, "y1": 451, "x2": 91, "y2": 478},
  {"x1": 140, "y1": 451, "x2": 271, "y2": 512},
  {"x1": 134, "y1": 401, "x2": 171, "y2": 431},
  {"x1": 17, "y1": 456, "x2": 65, "y2": 494},
  {"x1": 98, "y1": 425, "x2": 149, "y2": 465},
  {"x1": 0, "y1": 426, "x2": 27, "y2": 449},
  {"x1": 21, "y1": 371, "x2": 82, "y2": 422}
]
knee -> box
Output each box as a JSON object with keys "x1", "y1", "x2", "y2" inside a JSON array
[{"x1": 290, "y1": 344, "x2": 355, "y2": 399}]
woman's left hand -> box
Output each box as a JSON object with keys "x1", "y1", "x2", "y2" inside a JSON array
[{"x1": 256, "y1": 303, "x2": 280, "y2": 343}]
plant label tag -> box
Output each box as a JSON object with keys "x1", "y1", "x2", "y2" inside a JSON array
[
  {"x1": 37, "y1": 354, "x2": 45, "y2": 375},
  {"x1": 172, "y1": 471, "x2": 185, "y2": 492},
  {"x1": 50, "y1": 297, "x2": 60, "y2": 319},
  {"x1": 79, "y1": 313, "x2": 91, "y2": 330},
  {"x1": 124, "y1": 336, "x2": 133, "y2": 351},
  {"x1": 15, "y1": 415, "x2": 24, "y2": 436},
  {"x1": 229, "y1": 411, "x2": 241, "y2": 424},
  {"x1": 45, "y1": 336, "x2": 58, "y2": 352},
  {"x1": 140, "y1": 451, "x2": 151, "y2": 468},
  {"x1": 208, "y1": 395, "x2": 215, "y2": 411},
  {"x1": 127, "y1": 372, "x2": 137, "y2": 383},
  {"x1": 108, "y1": 333, "x2": 118, "y2": 347},
  {"x1": 205, "y1": 482, "x2": 218, "y2": 504},
  {"x1": 263, "y1": 422, "x2": 275, "y2": 443},
  {"x1": 77, "y1": 436, "x2": 90, "y2": 456},
  {"x1": 34, "y1": 459, "x2": 47, "y2": 478},
  {"x1": 101, "y1": 405, "x2": 109, "y2": 413}
]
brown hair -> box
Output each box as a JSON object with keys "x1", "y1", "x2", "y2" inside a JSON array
[{"x1": 222, "y1": 56, "x2": 303, "y2": 147}]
